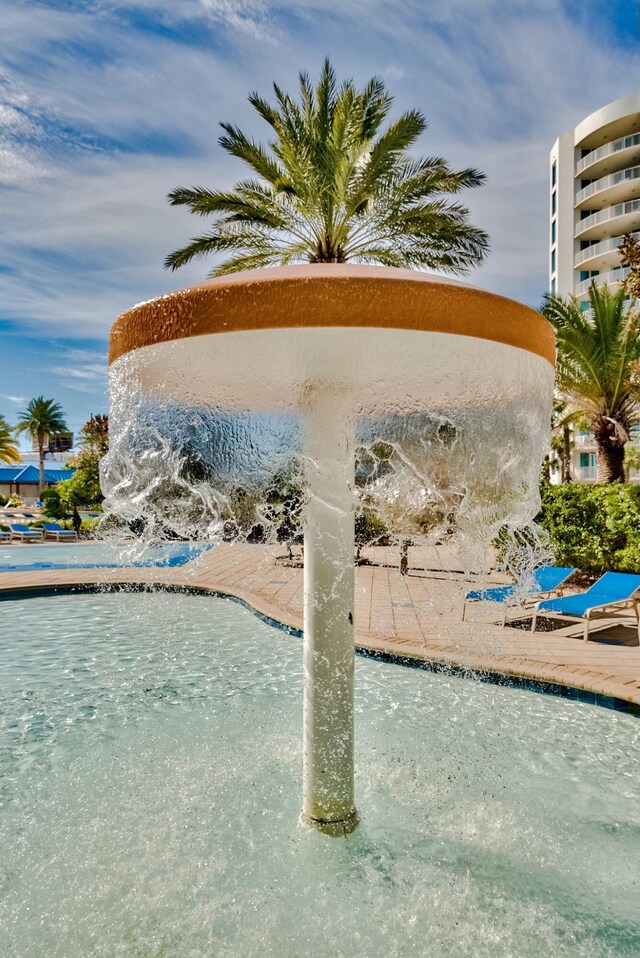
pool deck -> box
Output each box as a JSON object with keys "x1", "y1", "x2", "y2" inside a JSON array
[{"x1": 0, "y1": 543, "x2": 638, "y2": 707}]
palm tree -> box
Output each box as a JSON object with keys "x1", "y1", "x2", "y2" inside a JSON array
[
  {"x1": 166, "y1": 59, "x2": 489, "y2": 276},
  {"x1": 541, "y1": 283, "x2": 640, "y2": 483},
  {"x1": 15, "y1": 397, "x2": 67, "y2": 492},
  {"x1": 0, "y1": 415, "x2": 20, "y2": 465},
  {"x1": 549, "y1": 397, "x2": 574, "y2": 484}
]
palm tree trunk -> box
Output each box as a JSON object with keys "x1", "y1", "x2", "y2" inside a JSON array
[
  {"x1": 595, "y1": 441, "x2": 625, "y2": 483},
  {"x1": 561, "y1": 426, "x2": 572, "y2": 483},
  {"x1": 38, "y1": 441, "x2": 45, "y2": 493}
]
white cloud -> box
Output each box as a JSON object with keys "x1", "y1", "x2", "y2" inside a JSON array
[{"x1": 0, "y1": 0, "x2": 636, "y2": 347}]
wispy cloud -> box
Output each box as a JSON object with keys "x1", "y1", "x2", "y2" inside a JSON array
[
  {"x1": 0, "y1": 392, "x2": 25, "y2": 404},
  {"x1": 0, "y1": 0, "x2": 636, "y2": 352}
]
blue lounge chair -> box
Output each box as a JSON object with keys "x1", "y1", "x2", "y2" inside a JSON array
[
  {"x1": 0, "y1": 530, "x2": 10, "y2": 541},
  {"x1": 42, "y1": 522, "x2": 78, "y2": 542},
  {"x1": 532, "y1": 571, "x2": 640, "y2": 642},
  {"x1": 463, "y1": 565, "x2": 576, "y2": 625},
  {"x1": 9, "y1": 524, "x2": 44, "y2": 542}
]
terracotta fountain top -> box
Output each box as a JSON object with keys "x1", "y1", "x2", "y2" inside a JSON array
[{"x1": 109, "y1": 264, "x2": 555, "y2": 366}]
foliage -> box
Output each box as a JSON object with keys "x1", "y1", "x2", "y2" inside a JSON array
[
  {"x1": 264, "y1": 470, "x2": 304, "y2": 550},
  {"x1": 166, "y1": 58, "x2": 489, "y2": 276},
  {"x1": 15, "y1": 397, "x2": 67, "y2": 446},
  {"x1": 0, "y1": 415, "x2": 20, "y2": 464},
  {"x1": 355, "y1": 508, "x2": 388, "y2": 560},
  {"x1": 0, "y1": 493, "x2": 7, "y2": 507},
  {"x1": 15, "y1": 396, "x2": 67, "y2": 491},
  {"x1": 61, "y1": 413, "x2": 109, "y2": 509},
  {"x1": 536, "y1": 483, "x2": 640, "y2": 574},
  {"x1": 40, "y1": 488, "x2": 67, "y2": 520},
  {"x1": 56, "y1": 471, "x2": 102, "y2": 511},
  {"x1": 541, "y1": 284, "x2": 640, "y2": 482},
  {"x1": 619, "y1": 232, "x2": 640, "y2": 300}
]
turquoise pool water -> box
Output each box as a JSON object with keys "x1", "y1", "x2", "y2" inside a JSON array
[
  {"x1": 0, "y1": 540, "x2": 210, "y2": 572},
  {"x1": 0, "y1": 591, "x2": 638, "y2": 957}
]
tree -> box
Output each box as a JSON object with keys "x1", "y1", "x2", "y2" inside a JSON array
[
  {"x1": 0, "y1": 415, "x2": 20, "y2": 464},
  {"x1": 165, "y1": 59, "x2": 489, "y2": 276},
  {"x1": 15, "y1": 397, "x2": 67, "y2": 492},
  {"x1": 619, "y1": 232, "x2": 640, "y2": 301},
  {"x1": 61, "y1": 414, "x2": 109, "y2": 508},
  {"x1": 549, "y1": 398, "x2": 574, "y2": 484},
  {"x1": 541, "y1": 284, "x2": 640, "y2": 483}
]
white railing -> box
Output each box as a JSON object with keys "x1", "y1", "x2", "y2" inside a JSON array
[
  {"x1": 575, "y1": 231, "x2": 640, "y2": 267},
  {"x1": 576, "y1": 166, "x2": 640, "y2": 206},
  {"x1": 575, "y1": 267, "x2": 629, "y2": 296},
  {"x1": 576, "y1": 466, "x2": 596, "y2": 481},
  {"x1": 575, "y1": 199, "x2": 640, "y2": 237},
  {"x1": 577, "y1": 133, "x2": 640, "y2": 175}
]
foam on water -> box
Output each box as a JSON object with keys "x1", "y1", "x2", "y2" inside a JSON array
[{"x1": 1, "y1": 592, "x2": 638, "y2": 957}]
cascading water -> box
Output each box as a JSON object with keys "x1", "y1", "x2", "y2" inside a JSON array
[{"x1": 102, "y1": 264, "x2": 556, "y2": 832}]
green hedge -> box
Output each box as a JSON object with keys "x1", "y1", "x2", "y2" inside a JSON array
[{"x1": 536, "y1": 483, "x2": 640, "y2": 574}]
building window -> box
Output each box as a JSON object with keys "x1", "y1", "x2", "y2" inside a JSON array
[
  {"x1": 551, "y1": 220, "x2": 556, "y2": 244},
  {"x1": 551, "y1": 278, "x2": 556, "y2": 295},
  {"x1": 580, "y1": 301, "x2": 589, "y2": 311},
  {"x1": 551, "y1": 249, "x2": 556, "y2": 273},
  {"x1": 579, "y1": 452, "x2": 596, "y2": 474},
  {"x1": 551, "y1": 162, "x2": 557, "y2": 188},
  {"x1": 552, "y1": 191, "x2": 556, "y2": 215}
]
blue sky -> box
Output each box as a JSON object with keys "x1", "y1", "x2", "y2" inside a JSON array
[{"x1": 0, "y1": 0, "x2": 638, "y2": 444}]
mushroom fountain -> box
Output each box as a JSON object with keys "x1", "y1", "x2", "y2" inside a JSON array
[{"x1": 105, "y1": 264, "x2": 555, "y2": 836}]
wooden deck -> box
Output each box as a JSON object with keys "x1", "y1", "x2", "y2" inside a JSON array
[{"x1": 0, "y1": 543, "x2": 638, "y2": 707}]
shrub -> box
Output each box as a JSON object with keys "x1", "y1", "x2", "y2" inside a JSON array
[
  {"x1": 536, "y1": 483, "x2": 640, "y2": 574},
  {"x1": 355, "y1": 508, "x2": 388, "y2": 560}
]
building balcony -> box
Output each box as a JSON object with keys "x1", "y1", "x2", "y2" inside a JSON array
[
  {"x1": 575, "y1": 199, "x2": 640, "y2": 241},
  {"x1": 574, "y1": 433, "x2": 596, "y2": 450},
  {"x1": 576, "y1": 132, "x2": 640, "y2": 179},
  {"x1": 575, "y1": 267, "x2": 629, "y2": 296},
  {"x1": 574, "y1": 230, "x2": 640, "y2": 271},
  {"x1": 575, "y1": 166, "x2": 640, "y2": 211}
]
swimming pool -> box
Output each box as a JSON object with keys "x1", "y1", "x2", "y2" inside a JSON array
[
  {"x1": 0, "y1": 540, "x2": 211, "y2": 572},
  {"x1": 1, "y1": 590, "x2": 638, "y2": 957}
]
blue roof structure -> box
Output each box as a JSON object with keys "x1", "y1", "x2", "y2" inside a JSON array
[{"x1": 0, "y1": 465, "x2": 75, "y2": 484}]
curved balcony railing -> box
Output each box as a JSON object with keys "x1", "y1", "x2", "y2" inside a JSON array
[
  {"x1": 577, "y1": 133, "x2": 640, "y2": 176},
  {"x1": 575, "y1": 230, "x2": 640, "y2": 267},
  {"x1": 575, "y1": 199, "x2": 640, "y2": 238},
  {"x1": 575, "y1": 267, "x2": 629, "y2": 296},
  {"x1": 576, "y1": 166, "x2": 640, "y2": 206},
  {"x1": 574, "y1": 433, "x2": 596, "y2": 450}
]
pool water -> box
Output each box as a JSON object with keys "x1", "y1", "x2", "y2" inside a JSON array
[
  {"x1": 0, "y1": 540, "x2": 211, "y2": 572},
  {"x1": 0, "y1": 591, "x2": 638, "y2": 957}
]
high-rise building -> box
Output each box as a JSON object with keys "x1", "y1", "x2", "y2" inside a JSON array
[{"x1": 549, "y1": 93, "x2": 640, "y2": 304}]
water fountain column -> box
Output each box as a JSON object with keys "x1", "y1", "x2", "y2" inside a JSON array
[{"x1": 301, "y1": 384, "x2": 358, "y2": 835}]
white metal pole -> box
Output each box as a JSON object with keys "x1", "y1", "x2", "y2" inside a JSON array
[{"x1": 300, "y1": 385, "x2": 357, "y2": 836}]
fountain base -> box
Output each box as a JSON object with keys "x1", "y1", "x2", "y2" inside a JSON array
[{"x1": 299, "y1": 808, "x2": 359, "y2": 837}]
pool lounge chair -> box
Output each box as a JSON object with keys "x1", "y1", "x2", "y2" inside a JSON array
[
  {"x1": 463, "y1": 565, "x2": 576, "y2": 626},
  {"x1": 9, "y1": 524, "x2": 44, "y2": 542},
  {"x1": 42, "y1": 522, "x2": 78, "y2": 542},
  {"x1": 0, "y1": 530, "x2": 10, "y2": 541},
  {"x1": 531, "y1": 571, "x2": 640, "y2": 642}
]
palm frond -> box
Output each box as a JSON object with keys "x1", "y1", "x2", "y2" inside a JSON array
[{"x1": 166, "y1": 60, "x2": 489, "y2": 275}]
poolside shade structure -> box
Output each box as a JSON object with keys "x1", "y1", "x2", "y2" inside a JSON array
[
  {"x1": 106, "y1": 264, "x2": 555, "y2": 836},
  {"x1": 0, "y1": 465, "x2": 74, "y2": 499}
]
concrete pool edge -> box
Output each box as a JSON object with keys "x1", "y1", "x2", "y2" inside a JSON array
[{"x1": 1, "y1": 575, "x2": 638, "y2": 715}]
